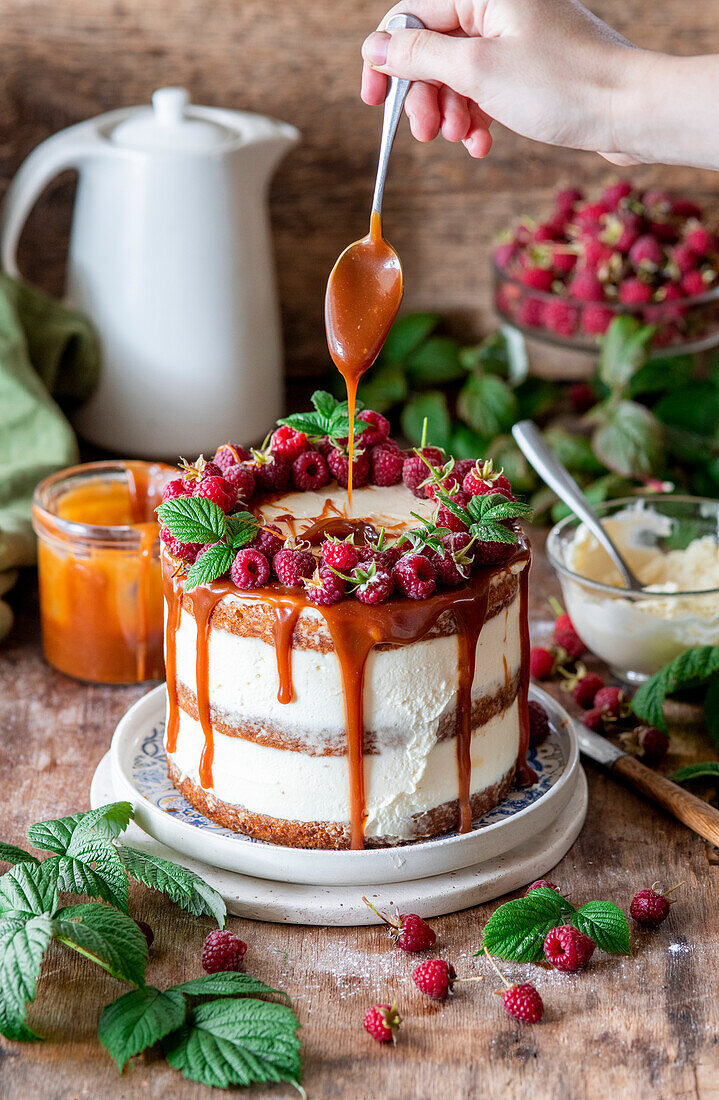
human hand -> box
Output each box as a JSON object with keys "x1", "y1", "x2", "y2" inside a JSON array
[{"x1": 361, "y1": 0, "x2": 642, "y2": 163}]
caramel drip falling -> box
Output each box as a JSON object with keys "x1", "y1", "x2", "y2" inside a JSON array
[
  {"x1": 162, "y1": 559, "x2": 182, "y2": 753},
  {"x1": 191, "y1": 586, "x2": 226, "y2": 789},
  {"x1": 271, "y1": 602, "x2": 302, "y2": 704},
  {"x1": 516, "y1": 565, "x2": 537, "y2": 788},
  {"x1": 453, "y1": 591, "x2": 490, "y2": 833}
]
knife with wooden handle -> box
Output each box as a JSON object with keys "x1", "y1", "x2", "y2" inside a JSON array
[{"x1": 576, "y1": 720, "x2": 719, "y2": 848}]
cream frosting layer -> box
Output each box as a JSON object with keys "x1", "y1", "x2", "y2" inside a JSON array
[
  {"x1": 167, "y1": 699, "x2": 520, "y2": 838},
  {"x1": 173, "y1": 590, "x2": 521, "y2": 748},
  {"x1": 256, "y1": 482, "x2": 434, "y2": 538}
]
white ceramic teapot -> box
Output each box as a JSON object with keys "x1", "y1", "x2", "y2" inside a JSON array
[{"x1": 1, "y1": 88, "x2": 299, "y2": 457}]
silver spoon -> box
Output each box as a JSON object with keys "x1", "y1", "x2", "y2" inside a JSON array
[
  {"x1": 371, "y1": 13, "x2": 426, "y2": 218},
  {"x1": 512, "y1": 419, "x2": 645, "y2": 591}
]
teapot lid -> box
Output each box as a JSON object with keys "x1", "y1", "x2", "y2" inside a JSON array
[{"x1": 110, "y1": 88, "x2": 234, "y2": 152}]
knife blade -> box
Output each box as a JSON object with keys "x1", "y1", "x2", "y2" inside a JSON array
[{"x1": 574, "y1": 717, "x2": 719, "y2": 848}]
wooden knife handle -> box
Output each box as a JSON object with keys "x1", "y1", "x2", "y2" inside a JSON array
[{"x1": 612, "y1": 754, "x2": 719, "y2": 848}]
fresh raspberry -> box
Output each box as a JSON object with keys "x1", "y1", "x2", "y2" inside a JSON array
[
  {"x1": 530, "y1": 647, "x2": 555, "y2": 680},
  {"x1": 412, "y1": 959, "x2": 456, "y2": 1001},
  {"x1": 437, "y1": 503, "x2": 470, "y2": 534},
  {"x1": 555, "y1": 187, "x2": 583, "y2": 216},
  {"x1": 671, "y1": 198, "x2": 702, "y2": 219},
  {"x1": 528, "y1": 700, "x2": 550, "y2": 746},
  {"x1": 684, "y1": 222, "x2": 715, "y2": 257},
  {"x1": 194, "y1": 475, "x2": 237, "y2": 513},
  {"x1": 363, "y1": 1003, "x2": 401, "y2": 1044},
  {"x1": 574, "y1": 200, "x2": 610, "y2": 228},
  {"x1": 533, "y1": 222, "x2": 558, "y2": 243},
  {"x1": 621, "y1": 724, "x2": 669, "y2": 764},
  {"x1": 433, "y1": 531, "x2": 475, "y2": 587},
  {"x1": 494, "y1": 241, "x2": 517, "y2": 270},
  {"x1": 582, "y1": 305, "x2": 614, "y2": 335},
  {"x1": 642, "y1": 189, "x2": 671, "y2": 213},
  {"x1": 422, "y1": 464, "x2": 462, "y2": 502},
  {"x1": 520, "y1": 266, "x2": 554, "y2": 292},
  {"x1": 304, "y1": 566, "x2": 345, "y2": 606},
  {"x1": 670, "y1": 243, "x2": 698, "y2": 275},
  {"x1": 357, "y1": 544, "x2": 402, "y2": 572},
  {"x1": 363, "y1": 897, "x2": 437, "y2": 951},
  {"x1": 526, "y1": 879, "x2": 559, "y2": 893},
  {"x1": 630, "y1": 886, "x2": 673, "y2": 927},
  {"x1": 570, "y1": 382, "x2": 596, "y2": 415},
  {"x1": 357, "y1": 409, "x2": 391, "y2": 447},
  {"x1": 551, "y1": 249, "x2": 578, "y2": 277},
  {"x1": 162, "y1": 477, "x2": 190, "y2": 502},
  {"x1": 135, "y1": 919, "x2": 154, "y2": 949},
  {"x1": 393, "y1": 554, "x2": 437, "y2": 600},
  {"x1": 270, "y1": 425, "x2": 308, "y2": 461},
  {"x1": 292, "y1": 450, "x2": 330, "y2": 491},
  {"x1": 572, "y1": 672, "x2": 605, "y2": 709},
  {"x1": 602, "y1": 179, "x2": 634, "y2": 208},
  {"x1": 327, "y1": 447, "x2": 370, "y2": 489},
  {"x1": 582, "y1": 237, "x2": 614, "y2": 270},
  {"x1": 250, "y1": 453, "x2": 291, "y2": 493},
  {"x1": 463, "y1": 460, "x2": 513, "y2": 500},
  {"x1": 501, "y1": 983, "x2": 544, "y2": 1023},
  {"x1": 223, "y1": 463, "x2": 256, "y2": 501},
  {"x1": 582, "y1": 706, "x2": 604, "y2": 732},
  {"x1": 321, "y1": 536, "x2": 359, "y2": 572},
  {"x1": 629, "y1": 234, "x2": 663, "y2": 270},
  {"x1": 543, "y1": 924, "x2": 595, "y2": 971},
  {"x1": 681, "y1": 269, "x2": 709, "y2": 297},
  {"x1": 602, "y1": 212, "x2": 641, "y2": 254},
  {"x1": 542, "y1": 298, "x2": 578, "y2": 337},
  {"x1": 202, "y1": 929, "x2": 248, "y2": 973},
  {"x1": 553, "y1": 613, "x2": 586, "y2": 659},
  {"x1": 569, "y1": 270, "x2": 605, "y2": 303},
  {"x1": 230, "y1": 548, "x2": 270, "y2": 589},
  {"x1": 593, "y1": 685, "x2": 626, "y2": 717},
  {"x1": 213, "y1": 443, "x2": 251, "y2": 473},
  {"x1": 352, "y1": 565, "x2": 394, "y2": 604},
  {"x1": 252, "y1": 525, "x2": 284, "y2": 559},
  {"x1": 371, "y1": 444, "x2": 404, "y2": 486},
  {"x1": 402, "y1": 453, "x2": 438, "y2": 497},
  {"x1": 619, "y1": 278, "x2": 652, "y2": 305},
  {"x1": 472, "y1": 538, "x2": 516, "y2": 567},
  {"x1": 159, "y1": 527, "x2": 202, "y2": 563},
  {"x1": 199, "y1": 460, "x2": 223, "y2": 480},
  {"x1": 273, "y1": 547, "x2": 316, "y2": 587},
  {"x1": 645, "y1": 283, "x2": 686, "y2": 324},
  {"x1": 650, "y1": 218, "x2": 677, "y2": 242},
  {"x1": 516, "y1": 296, "x2": 544, "y2": 328}
]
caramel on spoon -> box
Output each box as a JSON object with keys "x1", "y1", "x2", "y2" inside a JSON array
[{"x1": 325, "y1": 14, "x2": 424, "y2": 502}]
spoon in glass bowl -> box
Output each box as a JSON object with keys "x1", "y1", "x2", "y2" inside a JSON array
[{"x1": 512, "y1": 419, "x2": 645, "y2": 591}]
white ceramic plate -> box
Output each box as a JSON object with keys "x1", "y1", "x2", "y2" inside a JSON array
[
  {"x1": 92, "y1": 751, "x2": 587, "y2": 925},
  {"x1": 107, "y1": 684, "x2": 582, "y2": 887}
]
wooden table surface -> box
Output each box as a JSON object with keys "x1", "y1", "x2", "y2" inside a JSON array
[{"x1": 1, "y1": 529, "x2": 717, "y2": 1100}]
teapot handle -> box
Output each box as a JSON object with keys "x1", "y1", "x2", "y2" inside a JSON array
[{"x1": 1, "y1": 126, "x2": 106, "y2": 280}]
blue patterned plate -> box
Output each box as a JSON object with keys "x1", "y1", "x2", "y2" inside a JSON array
[{"x1": 110, "y1": 684, "x2": 582, "y2": 887}]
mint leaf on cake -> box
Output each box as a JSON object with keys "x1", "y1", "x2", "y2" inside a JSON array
[
  {"x1": 278, "y1": 389, "x2": 364, "y2": 443},
  {"x1": 156, "y1": 495, "x2": 228, "y2": 545}
]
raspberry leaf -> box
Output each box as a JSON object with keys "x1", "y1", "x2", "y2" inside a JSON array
[
  {"x1": 114, "y1": 845, "x2": 226, "y2": 928},
  {"x1": 185, "y1": 544, "x2": 234, "y2": 590},
  {"x1": 27, "y1": 802, "x2": 133, "y2": 856},
  {"x1": 478, "y1": 888, "x2": 574, "y2": 962},
  {"x1": 163, "y1": 997, "x2": 302, "y2": 1090},
  {"x1": 0, "y1": 843, "x2": 39, "y2": 868},
  {"x1": 225, "y1": 513, "x2": 260, "y2": 551},
  {"x1": 0, "y1": 914, "x2": 54, "y2": 1041},
  {"x1": 592, "y1": 399, "x2": 663, "y2": 479},
  {"x1": 631, "y1": 646, "x2": 719, "y2": 732},
  {"x1": 570, "y1": 902, "x2": 631, "y2": 955},
  {"x1": 53, "y1": 903, "x2": 148, "y2": 986},
  {"x1": 598, "y1": 316, "x2": 655, "y2": 392},
  {"x1": 98, "y1": 986, "x2": 187, "y2": 1070},
  {"x1": 0, "y1": 861, "x2": 59, "y2": 918},
  {"x1": 156, "y1": 496, "x2": 227, "y2": 545},
  {"x1": 670, "y1": 761, "x2": 719, "y2": 783},
  {"x1": 55, "y1": 854, "x2": 129, "y2": 913},
  {"x1": 169, "y1": 973, "x2": 288, "y2": 1002}
]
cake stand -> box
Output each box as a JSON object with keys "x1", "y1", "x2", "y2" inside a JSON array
[{"x1": 90, "y1": 684, "x2": 587, "y2": 926}]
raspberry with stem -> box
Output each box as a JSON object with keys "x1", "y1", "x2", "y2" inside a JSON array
[
  {"x1": 484, "y1": 948, "x2": 544, "y2": 1024},
  {"x1": 362, "y1": 897, "x2": 436, "y2": 952}
]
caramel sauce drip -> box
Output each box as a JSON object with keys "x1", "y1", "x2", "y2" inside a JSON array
[
  {"x1": 162, "y1": 559, "x2": 182, "y2": 753},
  {"x1": 516, "y1": 565, "x2": 537, "y2": 787},
  {"x1": 325, "y1": 210, "x2": 403, "y2": 503},
  {"x1": 163, "y1": 539, "x2": 532, "y2": 844}
]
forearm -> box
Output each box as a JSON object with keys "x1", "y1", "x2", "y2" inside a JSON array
[{"x1": 614, "y1": 50, "x2": 719, "y2": 170}]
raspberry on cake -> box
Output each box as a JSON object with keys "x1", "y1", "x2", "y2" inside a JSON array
[{"x1": 156, "y1": 392, "x2": 534, "y2": 851}]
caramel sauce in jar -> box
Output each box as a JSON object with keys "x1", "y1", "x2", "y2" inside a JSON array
[{"x1": 32, "y1": 461, "x2": 171, "y2": 684}]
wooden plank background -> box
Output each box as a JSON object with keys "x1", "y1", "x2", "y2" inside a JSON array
[{"x1": 1, "y1": 0, "x2": 719, "y2": 384}]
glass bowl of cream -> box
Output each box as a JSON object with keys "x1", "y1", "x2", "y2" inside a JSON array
[{"x1": 546, "y1": 495, "x2": 719, "y2": 683}]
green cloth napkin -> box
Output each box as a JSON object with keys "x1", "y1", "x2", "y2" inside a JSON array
[{"x1": 0, "y1": 273, "x2": 99, "y2": 638}]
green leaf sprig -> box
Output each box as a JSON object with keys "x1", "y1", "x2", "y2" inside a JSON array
[
  {"x1": 156, "y1": 497, "x2": 260, "y2": 590},
  {"x1": 632, "y1": 644, "x2": 719, "y2": 745},
  {"x1": 98, "y1": 973, "x2": 301, "y2": 1090},
  {"x1": 436, "y1": 489, "x2": 532, "y2": 546},
  {"x1": 278, "y1": 390, "x2": 364, "y2": 446},
  {"x1": 0, "y1": 802, "x2": 226, "y2": 1042},
  {"x1": 477, "y1": 886, "x2": 631, "y2": 962}
]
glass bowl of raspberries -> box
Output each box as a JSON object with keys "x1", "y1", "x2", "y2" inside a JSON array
[
  {"x1": 546, "y1": 495, "x2": 719, "y2": 683},
  {"x1": 493, "y1": 181, "x2": 719, "y2": 355}
]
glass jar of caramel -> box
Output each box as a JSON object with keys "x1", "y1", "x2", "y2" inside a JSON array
[{"x1": 32, "y1": 460, "x2": 171, "y2": 684}]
